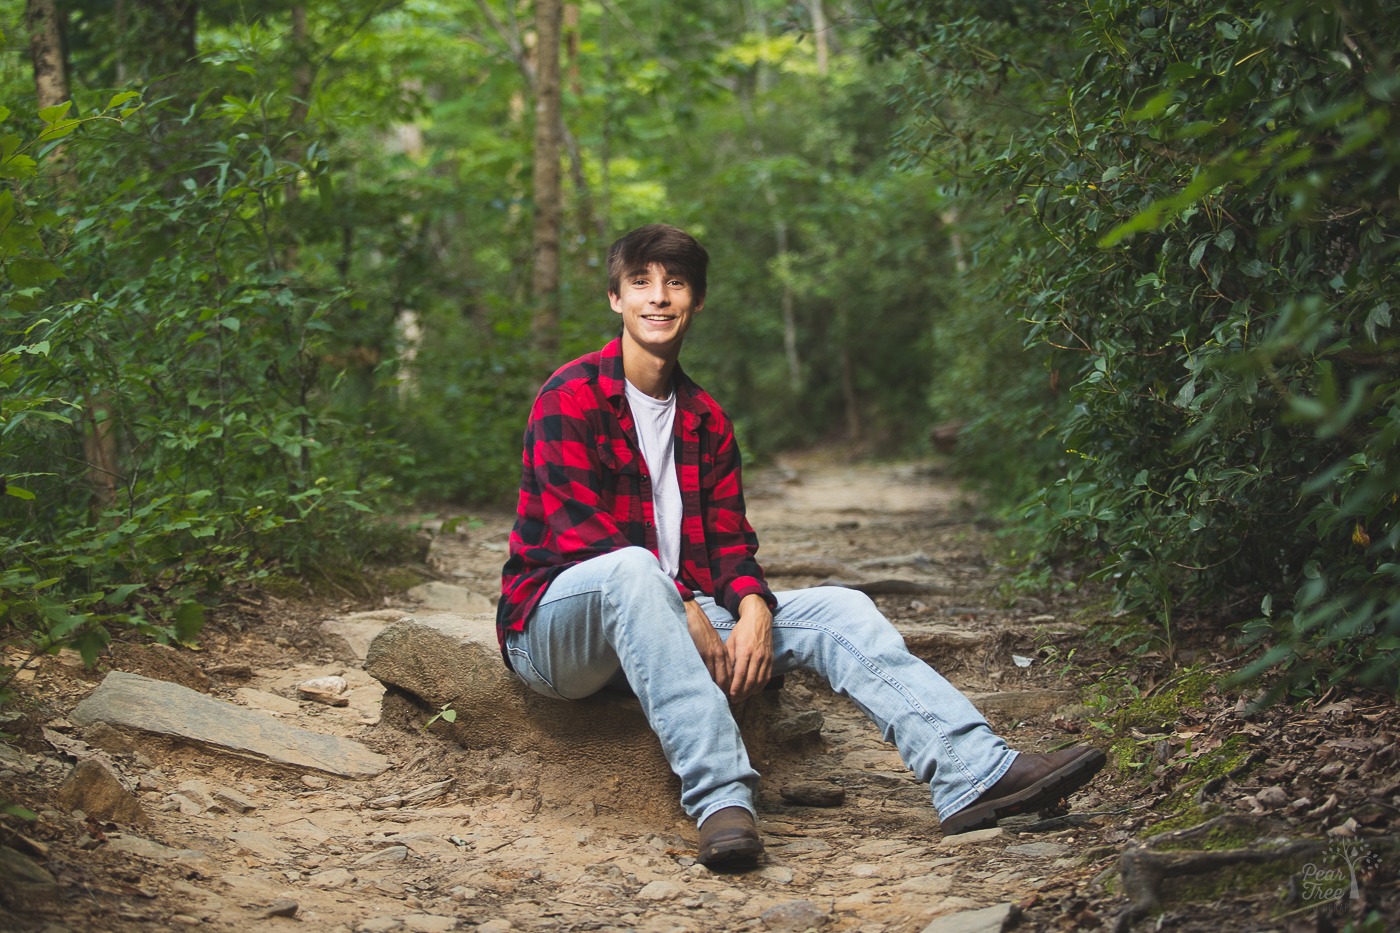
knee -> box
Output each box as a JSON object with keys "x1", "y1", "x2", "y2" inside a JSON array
[
  {"x1": 814, "y1": 586, "x2": 901, "y2": 641},
  {"x1": 605, "y1": 546, "x2": 666, "y2": 578},
  {"x1": 816, "y1": 585, "x2": 881, "y2": 618},
  {"x1": 600, "y1": 547, "x2": 675, "y2": 601}
]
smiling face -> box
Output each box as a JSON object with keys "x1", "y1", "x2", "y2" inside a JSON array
[{"x1": 609, "y1": 262, "x2": 704, "y2": 361}]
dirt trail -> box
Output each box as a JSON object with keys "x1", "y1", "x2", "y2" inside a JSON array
[{"x1": 2, "y1": 457, "x2": 1119, "y2": 933}]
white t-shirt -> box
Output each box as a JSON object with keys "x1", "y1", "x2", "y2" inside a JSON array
[{"x1": 624, "y1": 380, "x2": 682, "y2": 579}]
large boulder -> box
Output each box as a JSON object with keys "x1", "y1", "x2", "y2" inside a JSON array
[{"x1": 365, "y1": 613, "x2": 816, "y2": 821}]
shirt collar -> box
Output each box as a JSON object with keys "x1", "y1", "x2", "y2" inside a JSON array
[{"x1": 600, "y1": 337, "x2": 706, "y2": 416}]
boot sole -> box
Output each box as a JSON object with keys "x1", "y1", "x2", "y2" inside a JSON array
[
  {"x1": 697, "y1": 835, "x2": 764, "y2": 869},
  {"x1": 942, "y1": 748, "x2": 1107, "y2": 836}
]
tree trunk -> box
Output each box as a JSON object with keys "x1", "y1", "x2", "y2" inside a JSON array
[
  {"x1": 774, "y1": 219, "x2": 802, "y2": 392},
  {"x1": 599, "y1": 5, "x2": 612, "y2": 235},
  {"x1": 26, "y1": 0, "x2": 68, "y2": 125},
  {"x1": 837, "y1": 308, "x2": 861, "y2": 442},
  {"x1": 807, "y1": 0, "x2": 829, "y2": 76},
  {"x1": 81, "y1": 395, "x2": 122, "y2": 514},
  {"x1": 531, "y1": 0, "x2": 564, "y2": 356},
  {"x1": 564, "y1": 1, "x2": 581, "y2": 96},
  {"x1": 28, "y1": 0, "x2": 121, "y2": 513}
]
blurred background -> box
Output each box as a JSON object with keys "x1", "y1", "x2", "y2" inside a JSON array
[{"x1": 3, "y1": 0, "x2": 1398, "y2": 699}]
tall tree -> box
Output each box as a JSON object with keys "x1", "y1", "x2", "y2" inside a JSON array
[
  {"x1": 530, "y1": 0, "x2": 563, "y2": 355},
  {"x1": 26, "y1": 0, "x2": 122, "y2": 514},
  {"x1": 25, "y1": 0, "x2": 68, "y2": 118}
]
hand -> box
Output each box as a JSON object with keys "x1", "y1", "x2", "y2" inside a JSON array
[
  {"x1": 685, "y1": 599, "x2": 731, "y2": 689},
  {"x1": 725, "y1": 594, "x2": 774, "y2": 702}
]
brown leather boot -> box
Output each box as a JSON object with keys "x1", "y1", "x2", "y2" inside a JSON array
[
  {"x1": 941, "y1": 746, "x2": 1106, "y2": 836},
  {"x1": 697, "y1": 806, "x2": 764, "y2": 868}
]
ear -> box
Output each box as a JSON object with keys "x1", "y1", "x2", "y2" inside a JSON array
[{"x1": 608, "y1": 291, "x2": 622, "y2": 314}]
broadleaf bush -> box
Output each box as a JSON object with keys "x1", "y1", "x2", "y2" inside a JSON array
[
  {"x1": 1, "y1": 62, "x2": 405, "y2": 691},
  {"x1": 872, "y1": 0, "x2": 1400, "y2": 696}
]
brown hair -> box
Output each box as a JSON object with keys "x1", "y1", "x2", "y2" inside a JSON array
[{"x1": 606, "y1": 224, "x2": 709, "y2": 302}]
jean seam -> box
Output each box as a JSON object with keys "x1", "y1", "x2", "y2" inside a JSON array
[
  {"x1": 942, "y1": 749, "x2": 1018, "y2": 815},
  {"x1": 505, "y1": 641, "x2": 566, "y2": 700}
]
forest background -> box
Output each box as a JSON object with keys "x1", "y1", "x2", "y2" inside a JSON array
[{"x1": 2, "y1": 0, "x2": 1397, "y2": 706}]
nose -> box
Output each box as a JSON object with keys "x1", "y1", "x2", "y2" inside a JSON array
[{"x1": 646, "y1": 282, "x2": 669, "y2": 306}]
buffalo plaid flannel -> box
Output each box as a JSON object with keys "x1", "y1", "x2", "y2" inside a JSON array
[{"x1": 497, "y1": 338, "x2": 776, "y2": 654}]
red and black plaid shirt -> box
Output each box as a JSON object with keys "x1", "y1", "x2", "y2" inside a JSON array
[{"x1": 497, "y1": 338, "x2": 775, "y2": 652}]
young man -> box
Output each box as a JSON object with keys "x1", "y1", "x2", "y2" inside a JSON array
[{"x1": 498, "y1": 224, "x2": 1104, "y2": 868}]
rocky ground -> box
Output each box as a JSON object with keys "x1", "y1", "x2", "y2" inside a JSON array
[{"x1": 1, "y1": 457, "x2": 1397, "y2": 933}]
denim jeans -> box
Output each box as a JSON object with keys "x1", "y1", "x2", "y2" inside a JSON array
[{"x1": 504, "y1": 547, "x2": 1016, "y2": 826}]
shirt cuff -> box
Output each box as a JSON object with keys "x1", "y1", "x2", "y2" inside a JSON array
[
  {"x1": 675, "y1": 579, "x2": 696, "y2": 601},
  {"x1": 727, "y1": 576, "x2": 777, "y2": 613}
]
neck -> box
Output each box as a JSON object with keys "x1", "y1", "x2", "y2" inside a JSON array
[{"x1": 621, "y1": 339, "x2": 679, "y2": 399}]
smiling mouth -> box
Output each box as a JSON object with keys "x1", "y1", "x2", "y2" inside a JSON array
[{"x1": 642, "y1": 314, "x2": 675, "y2": 322}]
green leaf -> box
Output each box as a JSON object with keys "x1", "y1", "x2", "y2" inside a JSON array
[
  {"x1": 316, "y1": 171, "x2": 334, "y2": 210},
  {"x1": 104, "y1": 583, "x2": 145, "y2": 605},
  {"x1": 1188, "y1": 238, "x2": 1208, "y2": 267},
  {"x1": 1363, "y1": 302, "x2": 1391, "y2": 343},
  {"x1": 4, "y1": 484, "x2": 35, "y2": 500},
  {"x1": 173, "y1": 600, "x2": 206, "y2": 643},
  {"x1": 45, "y1": 613, "x2": 88, "y2": 643},
  {"x1": 106, "y1": 91, "x2": 141, "y2": 110},
  {"x1": 37, "y1": 101, "x2": 73, "y2": 123},
  {"x1": 72, "y1": 627, "x2": 111, "y2": 667},
  {"x1": 37, "y1": 119, "x2": 79, "y2": 143}
]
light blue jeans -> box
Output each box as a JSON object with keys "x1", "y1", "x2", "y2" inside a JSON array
[{"x1": 503, "y1": 547, "x2": 1016, "y2": 827}]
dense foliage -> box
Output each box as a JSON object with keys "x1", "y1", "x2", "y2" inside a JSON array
[
  {"x1": 2, "y1": 27, "x2": 401, "y2": 676},
  {"x1": 872, "y1": 0, "x2": 1400, "y2": 696},
  {"x1": 1, "y1": 2, "x2": 948, "y2": 689},
  {"x1": 7, "y1": 0, "x2": 1396, "y2": 703}
]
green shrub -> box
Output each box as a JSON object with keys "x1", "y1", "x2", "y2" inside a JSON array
[
  {"x1": 873, "y1": 0, "x2": 1400, "y2": 696},
  {"x1": 2, "y1": 75, "x2": 401, "y2": 687}
]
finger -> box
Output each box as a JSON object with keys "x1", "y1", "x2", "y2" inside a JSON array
[
  {"x1": 742, "y1": 659, "x2": 766, "y2": 699},
  {"x1": 715, "y1": 654, "x2": 732, "y2": 689},
  {"x1": 729, "y1": 650, "x2": 754, "y2": 698},
  {"x1": 743, "y1": 650, "x2": 773, "y2": 700}
]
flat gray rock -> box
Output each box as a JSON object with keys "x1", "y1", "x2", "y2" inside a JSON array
[
  {"x1": 1005, "y1": 840, "x2": 1070, "y2": 858},
  {"x1": 70, "y1": 671, "x2": 389, "y2": 779},
  {"x1": 920, "y1": 903, "x2": 1018, "y2": 933},
  {"x1": 761, "y1": 898, "x2": 830, "y2": 930}
]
